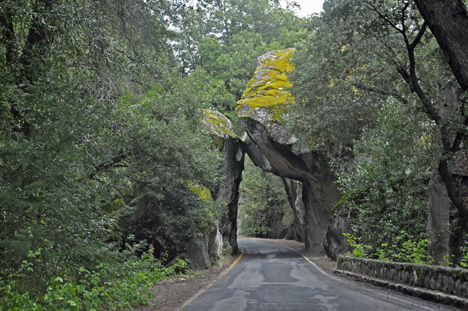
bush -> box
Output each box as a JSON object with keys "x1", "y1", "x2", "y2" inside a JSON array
[
  {"x1": 344, "y1": 231, "x2": 430, "y2": 264},
  {"x1": 335, "y1": 101, "x2": 432, "y2": 258},
  {"x1": 0, "y1": 249, "x2": 192, "y2": 310}
]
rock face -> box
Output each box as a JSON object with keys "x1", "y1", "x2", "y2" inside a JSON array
[
  {"x1": 236, "y1": 49, "x2": 342, "y2": 254},
  {"x1": 283, "y1": 179, "x2": 307, "y2": 242},
  {"x1": 323, "y1": 203, "x2": 352, "y2": 260},
  {"x1": 204, "y1": 109, "x2": 245, "y2": 255},
  {"x1": 186, "y1": 234, "x2": 211, "y2": 269}
]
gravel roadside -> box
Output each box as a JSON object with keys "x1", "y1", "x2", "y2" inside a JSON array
[{"x1": 132, "y1": 237, "x2": 336, "y2": 311}]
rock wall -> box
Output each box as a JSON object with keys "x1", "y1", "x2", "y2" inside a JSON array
[
  {"x1": 282, "y1": 178, "x2": 306, "y2": 242},
  {"x1": 204, "y1": 50, "x2": 349, "y2": 258},
  {"x1": 337, "y1": 255, "x2": 468, "y2": 307},
  {"x1": 204, "y1": 109, "x2": 245, "y2": 255},
  {"x1": 237, "y1": 49, "x2": 342, "y2": 254},
  {"x1": 323, "y1": 203, "x2": 352, "y2": 260},
  {"x1": 218, "y1": 138, "x2": 244, "y2": 254}
]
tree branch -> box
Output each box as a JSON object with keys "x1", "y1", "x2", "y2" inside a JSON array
[
  {"x1": 89, "y1": 152, "x2": 128, "y2": 179},
  {"x1": 367, "y1": 2, "x2": 404, "y2": 35},
  {"x1": 405, "y1": 23, "x2": 442, "y2": 126}
]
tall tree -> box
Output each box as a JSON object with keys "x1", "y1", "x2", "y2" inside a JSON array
[
  {"x1": 0, "y1": 0, "x2": 221, "y2": 299},
  {"x1": 414, "y1": 0, "x2": 468, "y2": 91},
  {"x1": 172, "y1": 0, "x2": 306, "y2": 112},
  {"x1": 290, "y1": 0, "x2": 468, "y2": 263}
]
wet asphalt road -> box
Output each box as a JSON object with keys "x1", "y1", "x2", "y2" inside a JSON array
[{"x1": 181, "y1": 238, "x2": 459, "y2": 311}]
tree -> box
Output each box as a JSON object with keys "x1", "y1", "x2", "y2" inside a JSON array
[
  {"x1": 290, "y1": 0, "x2": 468, "y2": 264},
  {"x1": 172, "y1": 0, "x2": 307, "y2": 113},
  {"x1": 0, "y1": 0, "x2": 221, "y2": 301},
  {"x1": 414, "y1": 0, "x2": 468, "y2": 91},
  {"x1": 333, "y1": 101, "x2": 432, "y2": 257}
]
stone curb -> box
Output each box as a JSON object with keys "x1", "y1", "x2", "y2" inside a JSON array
[{"x1": 334, "y1": 269, "x2": 468, "y2": 309}]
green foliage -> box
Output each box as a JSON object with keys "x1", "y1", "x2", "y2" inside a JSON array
[
  {"x1": 343, "y1": 233, "x2": 372, "y2": 258},
  {"x1": 173, "y1": 0, "x2": 307, "y2": 111},
  {"x1": 344, "y1": 231, "x2": 430, "y2": 264},
  {"x1": 288, "y1": 0, "x2": 442, "y2": 154},
  {"x1": 376, "y1": 232, "x2": 429, "y2": 264},
  {"x1": 0, "y1": 0, "x2": 220, "y2": 306},
  {"x1": 459, "y1": 234, "x2": 468, "y2": 268},
  {"x1": 239, "y1": 157, "x2": 293, "y2": 238},
  {"x1": 288, "y1": 0, "x2": 468, "y2": 266},
  {"x1": 0, "y1": 248, "x2": 192, "y2": 310},
  {"x1": 460, "y1": 247, "x2": 468, "y2": 268},
  {"x1": 335, "y1": 101, "x2": 432, "y2": 255}
]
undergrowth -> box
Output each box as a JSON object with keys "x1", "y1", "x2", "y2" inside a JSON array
[
  {"x1": 344, "y1": 231, "x2": 468, "y2": 268},
  {"x1": 0, "y1": 249, "x2": 192, "y2": 311}
]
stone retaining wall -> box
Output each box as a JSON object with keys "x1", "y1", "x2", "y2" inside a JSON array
[{"x1": 337, "y1": 255, "x2": 468, "y2": 298}]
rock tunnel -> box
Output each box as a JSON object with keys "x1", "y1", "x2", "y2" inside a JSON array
[{"x1": 205, "y1": 49, "x2": 349, "y2": 263}]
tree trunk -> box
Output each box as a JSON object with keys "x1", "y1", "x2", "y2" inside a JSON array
[
  {"x1": 427, "y1": 168, "x2": 451, "y2": 264},
  {"x1": 414, "y1": 0, "x2": 468, "y2": 91},
  {"x1": 427, "y1": 73, "x2": 463, "y2": 263}
]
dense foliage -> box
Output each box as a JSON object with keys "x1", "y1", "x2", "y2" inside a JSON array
[
  {"x1": 0, "y1": 0, "x2": 306, "y2": 308},
  {"x1": 173, "y1": 0, "x2": 306, "y2": 116},
  {"x1": 3, "y1": 0, "x2": 468, "y2": 308},
  {"x1": 239, "y1": 157, "x2": 293, "y2": 238},
  {"x1": 334, "y1": 102, "x2": 433, "y2": 261},
  {"x1": 290, "y1": 0, "x2": 468, "y2": 265}
]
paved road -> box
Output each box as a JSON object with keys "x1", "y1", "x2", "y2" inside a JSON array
[{"x1": 182, "y1": 238, "x2": 459, "y2": 311}]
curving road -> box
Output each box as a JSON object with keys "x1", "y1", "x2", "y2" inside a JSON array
[{"x1": 181, "y1": 238, "x2": 459, "y2": 311}]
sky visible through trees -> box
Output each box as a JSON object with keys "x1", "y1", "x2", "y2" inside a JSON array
[{"x1": 289, "y1": 0, "x2": 324, "y2": 16}]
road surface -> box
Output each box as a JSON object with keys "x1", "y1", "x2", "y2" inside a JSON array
[{"x1": 181, "y1": 238, "x2": 459, "y2": 311}]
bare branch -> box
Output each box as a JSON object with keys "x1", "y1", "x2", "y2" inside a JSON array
[{"x1": 367, "y1": 2, "x2": 404, "y2": 35}]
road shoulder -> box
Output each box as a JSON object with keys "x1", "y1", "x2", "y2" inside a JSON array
[{"x1": 132, "y1": 254, "x2": 238, "y2": 311}]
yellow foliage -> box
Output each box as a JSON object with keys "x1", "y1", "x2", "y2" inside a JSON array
[{"x1": 419, "y1": 133, "x2": 433, "y2": 146}]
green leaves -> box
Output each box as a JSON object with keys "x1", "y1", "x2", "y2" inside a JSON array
[
  {"x1": 0, "y1": 249, "x2": 191, "y2": 311},
  {"x1": 334, "y1": 101, "x2": 432, "y2": 259},
  {"x1": 239, "y1": 158, "x2": 293, "y2": 238},
  {"x1": 287, "y1": 0, "x2": 468, "y2": 264},
  {"x1": 173, "y1": 0, "x2": 307, "y2": 110},
  {"x1": 0, "y1": 0, "x2": 223, "y2": 306}
]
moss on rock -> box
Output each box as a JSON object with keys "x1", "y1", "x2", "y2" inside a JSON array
[
  {"x1": 187, "y1": 181, "x2": 212, "y2": 202},
  {"x1": 203, "y1": 109, "x2": 237, "y2": 139},
  {"x1": 236, "y1": 49, "x2": 295, "y2": 122}
]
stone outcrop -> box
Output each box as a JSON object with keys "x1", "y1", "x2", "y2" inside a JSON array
[
  {"x1": 204, "y1": 109, "x2": 244, "y2": 255},
  {"x1": 282, "y1": 178, "x2": 306, "y2": 242},
  {"x1": 203, "y1": 50, "x2": 349, "y2": 258},
  {"x1": 185, "y1": 234, "x2": 211, "y2": 269},
  {"x1": 185, "y1": 182, "x2": 222, "y2": 269},
  {"x1": 323, "y1": 203, "x2": 352, "y2": 260},
  {"x1": 236, "y1": 49, "x2": 342, "y2": 254}
]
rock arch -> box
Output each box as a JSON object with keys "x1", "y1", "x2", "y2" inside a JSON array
[{"x1": 206, "y1": 49, "x2": 347, "y2": 258}]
